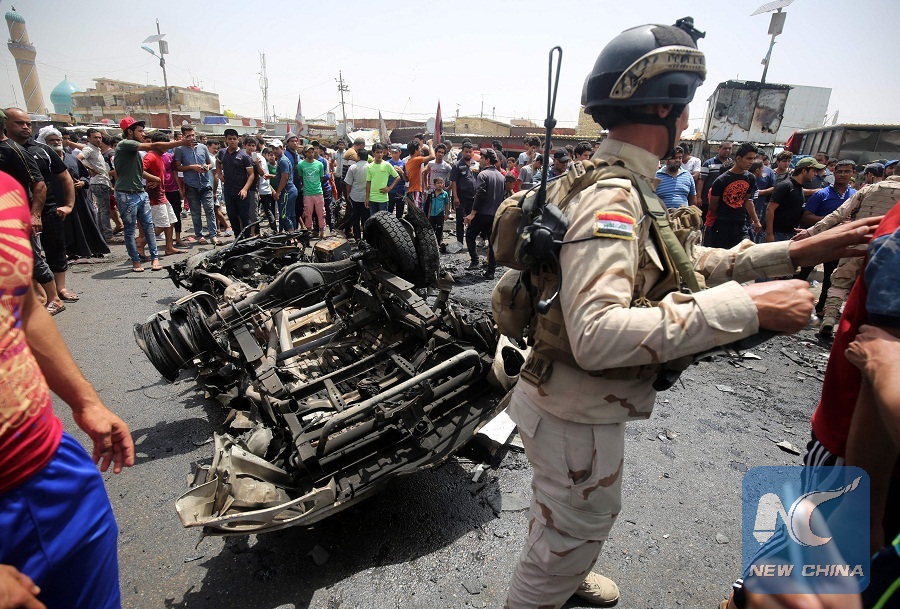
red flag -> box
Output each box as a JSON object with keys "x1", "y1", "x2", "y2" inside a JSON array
[
  {"x1": 295, "y1": 97, "x2": 303, "y2": 134},
  {"x1": 435, "y1": 101, "x2": 442, "y2": 144}
]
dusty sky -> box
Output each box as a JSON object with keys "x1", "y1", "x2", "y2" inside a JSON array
[{"x1": 2, "y1": 0, "x2": 896, "y2": 132}]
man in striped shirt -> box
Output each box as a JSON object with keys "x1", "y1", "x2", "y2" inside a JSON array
[{"x1": 655, "y1": 146, "x2": 697, "y2": 209}]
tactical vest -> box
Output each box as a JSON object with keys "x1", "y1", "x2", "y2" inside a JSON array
[{"x1": 491, "y1": 158, "x2": 705, "y2": 388}]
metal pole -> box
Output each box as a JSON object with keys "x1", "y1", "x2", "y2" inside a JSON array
[
  {"x1": 760, "y1": 8, "x2": 782, "y2": 84},
  {"x1": 157, "y1": 20, "x2": 174, "y2": 131},
  {"x1": 337, "y1": 71, "x2": 348, "y2": 134}
]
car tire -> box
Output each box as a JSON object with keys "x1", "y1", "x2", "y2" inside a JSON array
[
  {"x1": 363, "y1": 211, "x2": 422, "y2": 285},
  {"x1": 403, "y1": 202, "x2": 439, "y2": 288}
]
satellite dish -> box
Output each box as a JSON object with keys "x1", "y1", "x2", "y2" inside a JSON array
[{"x1": 426, "y1": 117, "x2": 435, "y2": 133}]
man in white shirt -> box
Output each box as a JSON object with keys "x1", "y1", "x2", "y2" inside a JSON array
[{"x1": 77, "y1": 128, "x2": 113, "y2": 241}]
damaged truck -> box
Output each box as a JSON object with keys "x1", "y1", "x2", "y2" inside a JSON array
[{"x1": 135, "y1": 208, "x2": 523, "y2": 535}]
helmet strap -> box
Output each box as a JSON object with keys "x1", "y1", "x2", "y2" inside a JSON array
[{"x1": 625, "y1": 104, "x2": 685, "y2": 159}]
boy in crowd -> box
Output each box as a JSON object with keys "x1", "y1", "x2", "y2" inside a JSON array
[
  {"x1": 404, "y1": 142, "x2": 434, "y2": 208},
  {"x1": 298, "y1": 145, "x2": 326, "y2": 238},
  {"x1": 424, "y1": 143, "x2": 452, "y2": 194},
  {"x1": 387, "y1": 145, "x2": 407, "y2": 219},
  {"x1": 260, "y1": 147, "x2": 278, "y2": 232},
  {"x1": 428, "y1": 177, "x2": 450, "y2": 248},
  {"x1": 365, "y1": 143, "x2": 401, "y2": 214}
]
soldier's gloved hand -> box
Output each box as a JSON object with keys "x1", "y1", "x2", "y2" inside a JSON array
[
  {"x1": 788, "y1": 216, "x2": 882, "y2": 267},
  {"x1": 743, "y1": 280, "x2": 815, "y2": 334}
]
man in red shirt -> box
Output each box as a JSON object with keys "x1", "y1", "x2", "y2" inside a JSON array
[
  {"x1": 137, "y1": 132, "x2": 184, "y2": 257},
  {"x1": 0, "y1": 171, "x2": 134, "y2": 608}
]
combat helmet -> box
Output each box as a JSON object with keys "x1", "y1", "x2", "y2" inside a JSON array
[{"x1": 582, "y1": 17, "x2": 707, "y2": 154}]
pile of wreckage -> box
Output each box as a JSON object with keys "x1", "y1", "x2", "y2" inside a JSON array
[{"x1": 135, "y1": 207, "x2": 527, "y2": 535}]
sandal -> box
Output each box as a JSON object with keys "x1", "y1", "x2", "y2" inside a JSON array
[
  {"x1": 151, "y1": 261, "x2": 163, "y2": 271},
  {"x1": 58, "y1": 290, "x2": 79, "y2": 302},
  {"x1": 46, "y1": 302, "x2": 66, "y2": 315},
  {"x1": 132, "y1": 265, "x2": 145, "y2": 273}
]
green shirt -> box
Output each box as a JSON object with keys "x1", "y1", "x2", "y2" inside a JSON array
[
  {"x1": 365, "y1": 161, "x2": 399, "y2": 203},
  {"x1": 268, "y1": 163, "x2": 277, "y2": 191},
  {"x1": 114, "y1": 139, "x2": 144, "y2": 193},
  {"x1": 298, "y1": 159, "x2": 324, "y2": 196}
]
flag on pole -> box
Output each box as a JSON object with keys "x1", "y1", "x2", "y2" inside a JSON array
[
  {"x1": 434, "y1": 100, "x2": 443, "y2": 144},
  {"x1": 378, "y1": 111, "x2": 390, "y2": 144},
  {"x1": 295, "y1": 96, "x2": 303, "y2": 134}
]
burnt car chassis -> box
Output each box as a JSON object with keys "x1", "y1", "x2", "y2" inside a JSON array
[{"x1": 135, "y1": 211, "x2": 512, "y2": 535}]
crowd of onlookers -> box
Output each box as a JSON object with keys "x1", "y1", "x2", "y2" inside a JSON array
[{"x1": 5, "y1": 105, "x2": 898, "y2": 332}]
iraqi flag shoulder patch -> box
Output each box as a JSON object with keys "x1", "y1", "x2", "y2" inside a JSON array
[{"x1": 593, "y1": 211, "x2": 636, "y2": 240}]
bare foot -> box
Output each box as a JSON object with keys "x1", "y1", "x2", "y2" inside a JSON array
[{"x1": 165, "y1": 248, "x2": 186, "y2": 255}]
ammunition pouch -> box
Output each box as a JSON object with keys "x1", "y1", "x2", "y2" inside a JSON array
[
  {"x1": 491, "y1": 269, "x2": 534, "y2": 342},
  {"x1": 491, "y1": 192, "x2": 529, "y2": 270}
]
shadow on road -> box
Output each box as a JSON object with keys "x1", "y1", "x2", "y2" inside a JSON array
[{"x1": 162, "y1": 461, "x2": 500, "y2": 609}]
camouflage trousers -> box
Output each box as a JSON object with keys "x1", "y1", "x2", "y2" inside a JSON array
[
  {"x1": 506, "y1": 394, "x2": 624, "y2": 609},
  {"x1": 821, "y1": 256, "x2": 864, "y2": 321}
]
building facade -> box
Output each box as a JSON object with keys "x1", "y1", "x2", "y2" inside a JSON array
[{"x1": 71, "y1": 78, "x2": 220, "y2": 125}]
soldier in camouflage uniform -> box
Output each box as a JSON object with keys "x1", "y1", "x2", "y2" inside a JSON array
[
  {"x1": 795, "y1": 175, "x2": 900, "y2": 338},
  {"x1": 503, "y1": 18, "x2": 881, "y2": 609}
]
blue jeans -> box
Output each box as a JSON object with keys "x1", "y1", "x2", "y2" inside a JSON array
[
  {"x1": 370, "y1": 201, "x2": 389, "y2": 214},
  {"x1": 90, "y1": 183, "x2": 113, "y2": 239},
  {"x1": 115, "y1": 190, "x2": 157, "y2": 262},
  {"x1": 184, "y1": 184, "x2": 217, "y2": 239},
  {"x1": 0, "y1": 433, "x2": 121, "y2": 609},
  {"x1": 278, "y1": 186, "x2": 298, "y2": 231}
]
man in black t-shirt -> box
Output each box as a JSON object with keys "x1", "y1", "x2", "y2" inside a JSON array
[
  {"x1": 766, "y1": 156, "x2": 824, "y2": 243},
  {"x1": 703, "y1": 142, "x2": 762, "y2": 249},
  {"x1": 4, "y1": 107, "x2": 76, "y2": 314}
]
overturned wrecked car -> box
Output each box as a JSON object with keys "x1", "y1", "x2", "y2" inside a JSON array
[{"x1": 135, "y1": 209, "x2": 522, "y2": 535}]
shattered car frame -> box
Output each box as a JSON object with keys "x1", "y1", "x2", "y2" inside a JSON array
[{"x1": 136, "y1": 209, "x2": 511, "y2": 535}]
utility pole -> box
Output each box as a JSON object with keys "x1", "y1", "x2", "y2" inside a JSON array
[
  {"x1": 141, "y1": 21, "x2": 174, "y2": 130},
  {"x1": 259, "y1": 52, "x2": 270, "y2": 122},
  {"x1": 336, "y1": 71, "x2": 349, "y2": 134},
  {"x1": 156, "y1": 20, "x2": 173, "y2": 130}
]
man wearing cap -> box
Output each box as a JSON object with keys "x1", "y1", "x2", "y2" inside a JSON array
[
  {"x1": 864, "y1": 163, "x2": 885, "y2": 186},
  {"x1": 173, "y1": 124, "x2": 218, "y2": 245},
  {"x1": 795, "y1": 162, "x2": 900, "y2": 338},
  {"x1": 547, "y1": 148, "x2": 571, "y2": 179},
  {"x1": 885, "y1": 159, "x2": 898, "y2": 178},
  {"x1": 765, "y1": 156, "x2": 824, "y2": 243},
  {"x1": 114, "y1": 116, "x2": 186, "y2": 272},
  {"x1": 504, "y1": 18, "x2": 877, "y2": 608},
  {"x1": 464, "y1": 148, "x2": 503, "y2": 280},
  {"x1": 214, "y1": 129, "x2": 256, "y2": 240}
]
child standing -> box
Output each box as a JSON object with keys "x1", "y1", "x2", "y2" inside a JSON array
[
  {"x1": 429, "y1": 177, "x2": 450, "y2": 250},
  {"x1": 259, "y1": 148, "x2": 278, "y2": 232}
]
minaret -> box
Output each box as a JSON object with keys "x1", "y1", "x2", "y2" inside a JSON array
[{"x1": 5, "y1": 7, "x2": 46, "y2": 114}]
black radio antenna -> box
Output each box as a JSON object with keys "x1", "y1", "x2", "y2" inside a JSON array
[{"x1": 533, "y1": 46, "x2": 563, "y2": 214}]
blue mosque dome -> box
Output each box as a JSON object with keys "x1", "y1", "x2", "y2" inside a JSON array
[
  {"x1": 50, "y1": 78, "x2": 80, "y2": 114},
  {"x1": 5, "y1": 10, "x2": 25, "y2": 23}
]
